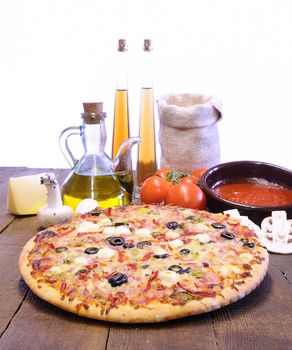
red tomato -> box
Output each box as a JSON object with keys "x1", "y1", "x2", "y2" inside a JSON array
[
  {"x1": 140, "y1": 176, "x2": 173, "y2": 204},
  {"x1": 155, "y1": 167, "x2": 172, "y2": 180},
  {"x1": 165, "y1": 183, "x2": 206, "y2": 210},
  {"x1": 192, "y1": 168, "x2": 207, "y2": 178},
  {"x1": 180, "y1": 176, "x2": 198, "y2": 185}
]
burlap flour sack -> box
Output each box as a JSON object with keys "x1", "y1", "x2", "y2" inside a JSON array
[{"x1": 156, "y1": 94, "x2": 222, "y2": 173}]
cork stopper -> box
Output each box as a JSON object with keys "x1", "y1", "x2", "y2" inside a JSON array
[
  {"x1": 143, "y1": 39, "x2": 152, "y2": 51},
  {"x1": 82, "y1": 102, "x2": 105, "y2": 124},
  {"x1": 118, "y1": 39, "x2": 128, "y2": 52}
]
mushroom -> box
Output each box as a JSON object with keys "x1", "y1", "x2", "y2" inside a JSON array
[{"x1": 37, "y1": 173, "x2": 74, "y2": 228}]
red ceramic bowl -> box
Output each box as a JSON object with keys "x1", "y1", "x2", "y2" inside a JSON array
[{"x1": 199, "y1": 160, "x2": 292, "y2": 225}]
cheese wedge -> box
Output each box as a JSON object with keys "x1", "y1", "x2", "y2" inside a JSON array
[{"x1": 6, "y1": 173, "x2": 47, "y2": 215}]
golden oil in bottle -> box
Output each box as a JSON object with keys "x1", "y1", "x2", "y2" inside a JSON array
[
  {"x1": 62, "y1": 173, "x2": 131, "y2": 211},
  {"x1": 137, "y1": 87, "x2": 156, "y2": 185}
]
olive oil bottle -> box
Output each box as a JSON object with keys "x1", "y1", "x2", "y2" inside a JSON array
[
  {"x1": 137, "y1": 39, "x2": 157, "y2": 185},
  {"x1": 59, "y1": 102, "x2": 133, "y2": 211},
  {"x1": 112, "y1": 39, "x2": 130, "y2": 159}
]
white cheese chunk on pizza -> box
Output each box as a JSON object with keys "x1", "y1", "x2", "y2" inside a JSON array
[
  {"x1": 239, "y1": 252, "x2": 253, "y2": 264},
  {"x1": 115, "y1": 225, "x2": 131, "y2": 235},
  {"x1": 135, "y1": 228, "x2": 152, "y2": 238},
  {"x1": 97, "y1": 247, "x2": 116, "y2": 259},
  {"x1": 196, "y1": 233, "x2": 211, "y2": 244},
  {"x1": 154, "y1": 247, "x2": 168, "y2": 255},
  {"x1": 159, "y1": 270, "x2": 179, "y2": 285},
  {"x1": 169, "y1": 239, "x2": 184, "y2": 248},
  {"x1": 103, "y1": 226, "x2": 116, "y2": 235},
  {"x1": 165, "y1": 230, "x2": 180, "y2": 240},
  {"x1": 77, "y1": 221, "x2": 100, "y2": 233},
  {"x1": 6, "y1": 173, "x2": 47, "y2": 215},
  {"x1": 74, "y1": 256, "x2": 89, "y2": 265}
]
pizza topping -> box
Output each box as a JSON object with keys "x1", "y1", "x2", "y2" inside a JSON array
[
  {"x1": 108, "y1": 273, "x2": 128, "y2": 287},
  {"x1": 115, "y1": 226, "x2": 131, "y2": 235},
  {"x1": 137, "y1": 241, "x2": 152, "y2": 249},
  {"x1": 195, "y1": 233, "x2": 211, "y2": 244},
  {"x1": 159, "y1": 270, "x2": 179, "y2": 285},
  {"x1": 168, "y1": 239, "x2": 184, "y2": 248},
  {"x1": 84, "y1": 247, "x2": 99, "y2": 254},
  {"x1": 135, "y1": 228, "x2": 152, "y2": 238},
  {"x1": 242, "y1": 242, "x2": 255, "y2": 249},
  {"x1": 220, "y1": 231, "x2": 235, "y2": 240},
  {"x1": 23, "y1": 204, "x2": 268, "y2": 317},
  {"x1": 165, "y1": 230, "x2": 180, "y2": 240},
  {"x1": 123, "y1": 242, "x2": 135, "y2": 249},
  {"x1": 166, "y1": 221, "x2": 181, "y2": 230},
  {"x1": 179, "y1": 248, "x2": 191, "y2": 255},
  {"x1": 211, "y1": 223, "x2": 226, "y2": 230},
  {"x1": 103, "y1": 226, "x2": 116, "y2": 235},
  {"x1": 96, "y1": 247, "x2": 116, "y2": 259},
  {"x1": 168, "y1": 265, "x2": 183, "y2": 273},
  {"x1": 89, "y1": 210, "x2": 101, "y2": 216},
  {"x1": 55, "y1": 246, "x2": 68, "y2": 253},
  {"x1": 106, "y1": 236, "x2": 125, "y2": 246}
]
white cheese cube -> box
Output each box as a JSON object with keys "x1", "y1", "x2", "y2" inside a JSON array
[
  {"x1": 77, "y1": 221, "x2": 100, "y2": 233},
  {"x1": 153, "y1": 247, "x2": 168, "y2": 256},
  {"x1": 169, "y1": 239, "x2": 184, "y2": 248},
  {"x1": 196, "y1": 233, "x2": 211, "y2": 244},
  {"x1": 99, "y1": 218, "x2": 113, "y2": 226},
  {"x1": 115, "y1": 225, "x2": 131, "y2": 235},
  {"x1": 6, "y1": 173, "x2": 47, "y2": 215},
  {"x1": 165, "y1": 230, "x2": 180, "y2": 240},
  {"x1": 103, "y1": 226, "x2": 116, "y2": 235},
  {"x1": 135, "y1": 228, "x2": 152, "y2": 238},
  {"x1": 159, "y1": 270, "x2": 179, "y2": 285},
  {"x1": 74, "y1": 257, "x2": 88, "y2": 265},
  {"x1": 97, "y1": 247, "x2": 116, "y2": 259}
]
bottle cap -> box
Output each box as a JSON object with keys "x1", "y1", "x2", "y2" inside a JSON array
[
  {"x1": 118, "y1": 39, "x2": 128, "y2": 52},
  {"x1": 82, "y1": 103, "x2": 106, "y2": 124}
]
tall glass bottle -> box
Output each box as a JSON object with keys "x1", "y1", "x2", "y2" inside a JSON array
[
  {"x1": 112, "y1": 39, "x2": 130, "y2": 159},
  {"x1": 137, "y1": 39, "x2": 157, "y2": 185}
]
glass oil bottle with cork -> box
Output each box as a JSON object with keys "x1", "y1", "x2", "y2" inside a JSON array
[
  {"x1": 137, "y1": 39, "x2": 157, "y2": 185},
  {"x1": 59, "y1": 102, "x2": 140, "y2": 210}
]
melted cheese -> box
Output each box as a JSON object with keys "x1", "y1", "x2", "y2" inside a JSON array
[
  {"x1": 165, "y1": 230, "x2": 180, "y2": 240},
  {"x1": 169, "y1": 239, "x2": 184, "y2": 248},
  {"x1": 195, "y1": 233, "x2": 211, "y2": 244},
  {"x1": 159, "y1": 270, "x2": 179, "y2": 285},
  {"x1": 135, "y1": 228, "x2": 152, "y2": 238},
  {"x1": 102, "y1": 226, "x2": 116, "y2": 235},
  {"x1": 77, "y1": 221, "x2": 100, "y2": 233},
  {"x1": 115, "y1": 225, "x2": 131, "y2": 235}
]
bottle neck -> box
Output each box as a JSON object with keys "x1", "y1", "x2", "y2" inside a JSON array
[
  {"x1": 82, "y1": 121, "x2": 106, "y2": 155},
  {"x1": 141, "y1": 50, "x2": 153, "y2": 88},
  {"x1": 116, "y1": 50, "x2": 128, "y2": 90}
]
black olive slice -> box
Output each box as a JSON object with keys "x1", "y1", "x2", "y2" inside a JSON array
[
  {"x1": 179, "y1": 248, "x2": 191, "y2": 255},
  {"x1": 90, "y1": 210, "x2": 101, "y2": 216},
  {"x1": 153, "y1": 253, "x2": 169, "y2": 259},
  {"x1": 243, "y1": 242, "x2": 255, "y2": 248},
  {"x1": 108, "y1": 273, "x2": 128, "y2": 287},
  {"x1": 137, "y1": 241, "x2": 152, "y2": 249},
  {"x1": 84, "y1": 247, "x2": 99, "y2": 254},
  {"x1": 220, "y1": 231, "x2": 235, "y2": 240},
  {"x1": 39, "y1": 230, "x2": 57, "y2": 239},
  {"x1": 168, "y1": 265, "x2": 183, "y2": 273},
  {"x1": 211, "y1": 223, "x2": 226, "y2": 230},
  {"x1": 75, "y1": 269, "x2": 88, "y2": 275},
  {"x1": 106, "y1": 236, "x2": 125, "y2": 246},
  {"x1": 166, "y1": 221, "x2": 179, "y2": 230},
  {"x1": 181, "y1": 267, "x2": 191, "y2": 274},
  {"x1": 55, "y1": 246, "x2": 68, "y2": 253},
  {"x1": 114, "y1": 222, "x2": 127, "y2": 226},
  {"x1": 240, "y1": 238, "x2": 249, "y2": 244},
  {"x1": 123, "y1": 242, "x2": 135, "y2": 249}
]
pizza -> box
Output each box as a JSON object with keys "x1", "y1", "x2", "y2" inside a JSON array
[{"x1": 19, "y1": 204, "x2": 269, "y2": 323}]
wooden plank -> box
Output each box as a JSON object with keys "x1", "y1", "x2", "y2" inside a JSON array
[
  {"x1": 211, "y1": 255, "x2": 292, "y2": 350},
  {"x1": 0, "y1": 290, "x2": 109, "y2": 350},
  {"x1": 107, "y1": 314, "x2": 218, "y2": 350},
  {"x1": 271, "y1": 253, "x2": 292, "y2": 285}
]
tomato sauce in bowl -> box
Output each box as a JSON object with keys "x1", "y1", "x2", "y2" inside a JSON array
[{"x1": 213, "y1": 180, "x2": 292, "y2": 207}]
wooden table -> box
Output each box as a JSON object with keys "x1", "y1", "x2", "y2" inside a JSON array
[{"x1": 0, "y1": 167, "x2": 291, "y2": 350}]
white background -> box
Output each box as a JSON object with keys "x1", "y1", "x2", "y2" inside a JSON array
[{"x1": 0, "y1": 0, "x2": 291, "y2": 170}]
